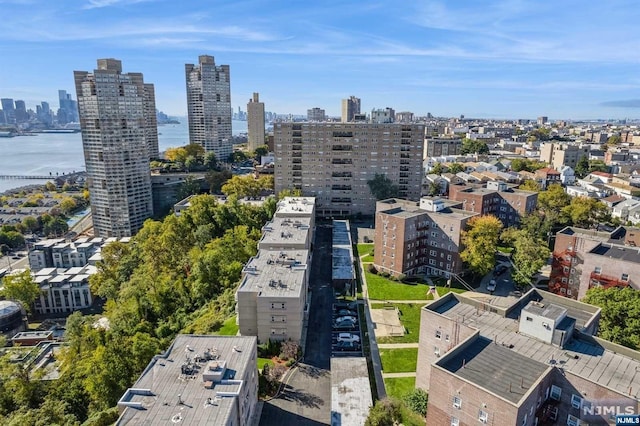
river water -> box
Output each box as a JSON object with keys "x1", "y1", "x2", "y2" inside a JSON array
[{"x1": 0, "y1": 119, "x2": 248, "y2": 193}]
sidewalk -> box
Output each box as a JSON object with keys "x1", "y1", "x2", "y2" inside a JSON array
[
  {"x1": 382, "y1": 372, "x2": 417, "y2": 378},
  {"x1": 378, "y1": 343, "x2": 419, "y2": 349}
]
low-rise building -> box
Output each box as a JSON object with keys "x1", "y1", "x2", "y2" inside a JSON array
[
  {"x1": 332, "y1": 220, "x2": 355, "y2": 296},
  {"x1": 374, "y1": 197, "x2": 477, "y2": 278},
  {"x1": 117, "y1": 335, "x2": 258, "y2": 426},
  {"x1": 32, "y1": 265, "x2": 94, "y2": 314},
  {"x1": 419, "y1": 290, "x2": 640, "y2": 426}
]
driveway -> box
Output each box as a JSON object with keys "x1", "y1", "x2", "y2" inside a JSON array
[{"x1": 260, "y1": 226, "x2": 333, "y2": 426}]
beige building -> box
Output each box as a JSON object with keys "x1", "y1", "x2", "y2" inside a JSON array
[
  {"x1": 341, "y1": 95, "x2": 361, "y2": 122},
  {"x1": 117, "y1": 335, "x2": 258, "y2": 426},
  {"x1": 74, "y1": 58, "x2": 156, "y2": 237},
  {"x1": 246, "y1": 92, "x2": 265, "y2": 152},
  {"x1": 539, "y1": 142, "x2": 590, "y2": 170},
  {"x1": 186, "y1": 55, "x2": 232, "y2": 161},
  {"x1": 374, "y1": 197, "x2": 477, "y2": 277},
  {"x1": 419, "y1": 290, "x2": 640, "y2": 425},
  {"x1": 274, "y1": 122, "x2": 424, "y2": 217},
  {"x1": 236, "y1": 197, "x2": 315, "y2": 343}
]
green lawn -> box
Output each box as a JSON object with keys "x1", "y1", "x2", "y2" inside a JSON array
[
  {"x1": 356, "y1": 243, "x2": 375, "y2": 262},
  {"x1": 366, "y1": 271, "x2": 431, "y2": 300},
  {"x1": 216, "y1": 316, "x2": 239, "y2": 336},
  {"x1": 437, "y1": 286, "x2": 467, "y2": 296},
  {"x1": 384, "y1": 377, "x2": 416, "y2": 400},
  {"x1": 372, "y1": 303, "x2": 423, "y2": 344},
  {"x1": 257, "y1": 357, "x2": 274, "y2": 372},
  {"x1": 380, "y1": 348, "x2": 418, "y2": 373}
]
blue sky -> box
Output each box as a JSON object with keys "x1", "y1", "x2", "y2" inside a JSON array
[{"x1": 1, "y1": 0, "x2": 640, "y2": 120}]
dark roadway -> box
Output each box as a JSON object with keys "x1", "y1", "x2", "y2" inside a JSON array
[{"x1": 259, "y1": 225, "x2": 333, "y2": 426}]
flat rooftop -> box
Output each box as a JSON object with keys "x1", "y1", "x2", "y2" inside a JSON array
[
  {"x1": 429, "y1": 295, "x2": 640, "y2": 398},
  {"x1": 333, "y1": 221, "x2": 354, "y2": 281},
  {"x1": 590, "y1": 243, "x2": 640, "y2": 263},
  {"x1": 331, "y1": 357, "x2": 373, "y2": 426},
  {"x1": 117, "y1": 335, "x2": 257, "y2": 426},
  {"x1": 522, "y1": 301, "x2": 566, "y2": 321},
  {"x1": 259, "y1": 216, "x2": 311, "y2": 248},
  {"x1": 237, "y1": 249, "x2": 308, "y2": 297},
  {"x1": 275, "y1": 197, "x2": 315, "y2": 217},
  {"x1": 438, "y1": 336, "x2": 550, "y2": 403}
]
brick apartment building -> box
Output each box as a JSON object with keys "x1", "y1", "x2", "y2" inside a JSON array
[
  {"x1": 274, "y1": 122, "x2": 424, "y2": 217},
  {"x1": 549, "y1": 226, "x2": 640, "y2": 300},
  {"x1": 448, "y1": 181, "x2": 538, "y2": 228},
  {"x1": 418, "y1": 290, "x2": 640, "y2": 425},
  {"x1": 424, "y1": 138, "x2": 463, "y2": 158},
  {"x1": 374, "y1": 197, "x2": 477, "y2": 277}
]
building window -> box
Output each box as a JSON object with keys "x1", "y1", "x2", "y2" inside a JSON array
[
  {"x1": 452, "y1": 396, "x2": 461, "y2": 409},
  {"x1": 522, "y1": 413, "x2": 527, "y2": 425},
  {"x1": 571, "y1": 394, "x2": 582, "y2": 409},
  {"x1": 622, "y1": 273, "x2": 629, "y2": 281},
  {"x1": 451, "y1": 417, "x2": 459, "y2": 426},
  {"x1": 445, "y1": 334, "x2": 450, "y2": 342},
  {"x1": 594, "y1": 266, "x2": 601, "y2": 274},
  {"x1": 435, "y1": 330, "x2": 442, "y2": 339},
  {"x1": 478, "y1": 410, "x2": 488, "y2": 423},
  {"x1": 434, "y1": 346, "x2": 440, "y2": 357},
  {"x1": 550, "y1": 385, "x2": 562, "y2": 401},
  {"x1": 567, "y1": 414, "x2": 580, "y2": 426}
]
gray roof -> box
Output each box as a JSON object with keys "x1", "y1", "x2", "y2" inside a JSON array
[
  {"x1": 332, "y1": 221, "x2": 354, "y2": 281},
  {"x1": 590, "y1": 243, "x2": 640, "y2": 263},
  {"x1": 439, "y1": 336, "x2": 550, "y2": 403},
  {"x1": 331, "y1": 357, "x2": 373, "y2": 426},
  {"x1": 430, "y1": 296, "x2": 640, "y2": 399},
  {"x1": 237, "y1": 249, "x2": 308, "y2": 298},
  {"x1": 117, "y1": 335, "x2": 257, "y2": 426},
  {"x1": 522, "y1": 301, "x2": 566, "y2": 321}
]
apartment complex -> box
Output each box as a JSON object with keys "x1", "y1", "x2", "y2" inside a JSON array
[
  {"x1": 424, "y1": 138, "x2": 463, "y2": 158},
  {"x1": 185, "y1": 55, "x2": 233, "y2": 161},
  {"x1": 117, "y1": 335, "x2": 258, "y2": 426},
  {"x1": 236, "y1": 197, "x2": 315, "y2": 343},
  {"x1": 418, "y1": 290, "x2": 640, "y2": 425},
  {"x1": 246, "y1": 92, "x2": 265, "y2": 151},
  {"x1": 374, "y1": 198, "x2": 477, "y2": 278},
  {"x1": 550, "y1": 226, "x2": 640, "y2": 300},
  {"x1": 74, "y1": 58, "x2": 156, "y2": 237},
  {"x1": 274, "y1": 122, "x2": 424, "y2": 217},
  {"x1": 539, "y1": 143, "x2": 590, "y2": 171},
  {"x1": 341, "y1": 95, "x2": 361, "y2": 122},
  {"x1": 307, "y1": 107, "x2": 326, "y2": 122},
  {"x1": 32, "y1": 265, "x2": 94, "y2": 315},
  {"x1": 448, "y1": 181, "x2": 538, "y2": 228}
]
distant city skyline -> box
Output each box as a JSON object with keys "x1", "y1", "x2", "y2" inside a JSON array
[{"x1": 1, "y1": 1, "x2": 640, "y2": 120}]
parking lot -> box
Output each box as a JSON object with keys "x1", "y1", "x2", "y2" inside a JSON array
[{"x1": 331, "y1": 301, "x2": 363, "y2": 357}]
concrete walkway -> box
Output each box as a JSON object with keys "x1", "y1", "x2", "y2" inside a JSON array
[
  {"x1": 382, "y1": 372, "x2": 417, "y2": 378},
  {"x1": 378, "y1": 343, "x2": 419, "y2": 349}
]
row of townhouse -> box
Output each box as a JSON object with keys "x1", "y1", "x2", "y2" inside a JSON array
[
  {"x1": 235, "y1": 197, "x2": 315, "y2": 343},
  {"x1": 28, "y1": 236, "x2": 130, "y2": 271}
]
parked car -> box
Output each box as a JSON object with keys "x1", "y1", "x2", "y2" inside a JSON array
[
  {"x1": 335, "y1": 341, "x2": 360, "y2": 351},
  {"x1": 334, "y1": 320, "x2": 357, "y2": 329},
  {"x1": 334, "y1": 316, "x2": 357, "y2": 324},
  {"x1": 487, "y1": 279, "x2": 496, "y2": 292},
  {"x1": 336, "y1": 332, "x2": 360, "y2": 343},
  {"x1": 334, "y1": 302, "x2": 357, "y2": 311},
  {"x1": 494, "y1": 264, "x2": 508, "y2": 276},
  {"x1": 336, "y1": 309, "x2": 357, "y2": 317}
]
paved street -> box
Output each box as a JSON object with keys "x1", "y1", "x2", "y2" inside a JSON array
[{"x1": 259, "y1": 226, "x2": 333, "y2": 426}]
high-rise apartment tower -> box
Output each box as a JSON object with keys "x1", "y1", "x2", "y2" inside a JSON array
[
  {"x1": 341, "y1": 96, "x2": 361, "y2": 122},
  {"x1": 185, "y1": 55, "x2": 232, "y2": 162},
  {"x1": 74, "y1": 58, "x2": 156, "y2": 237},
  {"x1": 247, "y1": 92, "x2": 265, "y2": 152}
]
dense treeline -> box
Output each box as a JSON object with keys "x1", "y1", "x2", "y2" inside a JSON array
[{"x1": 0, "y1": 194, "x2": 276, "y2": 425}]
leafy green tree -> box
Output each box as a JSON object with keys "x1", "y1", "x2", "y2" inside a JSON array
[
  {"x1": 460, "y1": 138, "x2": 489, "y2": 155},
  {"x1": 183, "y1": 143, "x2": 205, "y2": 159},
  {"x1": 561, "y1": 197, "x2": 609, "y2": 228},
  {"x1": 448, "y1": 163, "x2": 464, "y2": 174},
  {"x1": 510, "y1": 158, "x2": 529, "y2": 172},
  {"x1": 365, "y1": 398, "x2": 402, "y2": 426},
  {"x1": 221, "y1": 175, "x2": 272, "y2": 198},
  {"x1": 204, "y1": 152, "x2": 218, "y2": 170},
  {"x1": 177, "y1": 175, "x2": 201, "y2": 200},
  {"x1": 430, "y1": 163, "x2": 445, "y2": 175},
  {"x1": 403, "y1": 388, "x2": 428, "y2": 416},
  {"x1": 43, "y1": 217, "x2": 68, "y2": 237},
  {"x1": 588, "y1": 159, "x2": 608, "y2": 174},
  {"x1": 537, "y1": 183, "x2": 571, "y2": 231},
  {"x1": 367, "y1": 173, "x2": 399, "y2": 200},
  {"x1": 0, "y1": 231, "x2": 25, "y2": 249},
  {"x1": 427, "y1": 181, "x2": 441, "y2": 196},
  {"x1": 519, "y1": 180, "x2": 541, "y2": 192},
  {"x1": 44, "y1": 181, "x2": 57, "y2": 192},
  {"x1": 206, "y1": 170, "x2": 232, "y2": 194},
  {"x1": 1, "y1": 269, "x2": 40, "y2": 313},
  {"x1": 574, "y1": 155, "x2": 589, "y2": 178},
  {"x1": 583, "y1": 287, "x2": 640, "y2": 349},
  {"x1": 254, "y1": 145, "x2": 269, "y2": 158},
  {"x1": 60, "y1": 197, "x2": 78, "y2": 215},
  {"x1": 606, "y1": 135, "x2": 622, "y2": 146},
  {"x1": 505, "y1": 230, "x2": 551, "y2": 287},
  {"x1": 277, "y1": 189, "x2": 303, "y2": 199},
  {"x1": 228, "y1": 151, "x2": 248, "y2": 163},
  {"x1": 461, "y1": 215, "x2": 503, "y2": 276}
]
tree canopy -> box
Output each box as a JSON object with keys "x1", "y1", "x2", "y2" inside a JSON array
[
  {"x1": 583, "y1": 287, "x2": 640, "y2": 350},
  {"x1": 460, "y1": 138, "x2": 489, "y2": 155},
  {"x1": 501, "y1": 228, "x2": 550, "y2": 287},
  {"x1": 461, "y1": 215, "x2": 503, "y2": 276},
  {"x1": 221, "y1": 175, "x2": 274, "y2": 198},
  {"x1": 1, "y1": 269, "x2": 40, "y2": 313}
]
